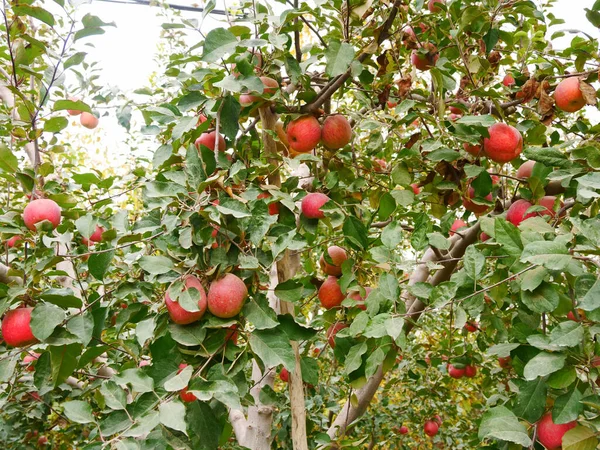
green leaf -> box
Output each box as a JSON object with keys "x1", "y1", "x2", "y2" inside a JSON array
[
  {"x1": 89, "y1": 250, "x2": 115, "y2": 281},
  {"x1": 136, "y1": 318, "x2": 156, "y2": 347},
  {"x1": 548, "y1": 321, "x2": 584, "y2": 348},
  {"x1": 113, "y1": 369, "x2": 155, "y2": 393},
  {"x1": 31, "y1": 303, "x2": 66, "y2": 341},
  {"x1": 478, "y1": 405, "x2": 532, "y2": 446},
  {"x1": 563, "y1": 426, "x2": 599, "y2": 450},
  {"x1": 43, "y1": 116, "x2": 68, "y2": 133},
  {"x1": 216, "y1": 198, "x2": 251, "y2": 218},
  {"x1": 344, "y1": 342, "x2": 367, "y2": 375},
  {"x1": 63, "y1": 400, "x2": 95, "y2": 424},
  {"x1": 138, "y1": 256, "x2": 174, "y2": 275},
  {"x1": 201, "y1": 28, "x2": 238, "y2": 63},
  {"x1": 486, "y1": 343, "x2": 520, "y2": 357},
  {"x1": 0, "y1": 354, "x2": 18, "y2": 383},
  {"x1": 13, "y1": 5, "x2": 55, "y2": 26},
  {"x1": 242, "y1": 297, "x2": 279, "y2": 330},
  {"x1": 464, "y1": 245, "x2": 485, "y2": 280},
  {"x1": 523, "y1": 146, "x2": 570, "y2": 168},
  {"x1": 521, "y1": 240, "x2": 572, "y2": 271},
  {"x1": 40, "y1": 288, "x2": 83, "y2": 308},
  {"x1": 220, "y1": 95, "x2": 240, "y2": 140},
  {"x1": 512, "y1": 378, "x2": 547, "y2": 423},
  {"x1": 274, "y1": 279, "x2": 304, "y2": 303},
  {"x1": 523, "y1": 352, "x2": 566, "y2": 380},
  {"x1": 381, "y1": 221, "x2": 403, "y2": 249},
  {"x1": 521, "y1": 266, "x2": 547, "y2": 291},
  {"x1": 63, "y1": 52, "x2": 86, "y2": 69},
  {"x1": 579, "y1": 278, "x2": 600, "y2": 311},
  {"x1": 343, "y1": 216, "x2": 368, "y2": 250},
  {"x1": 168, "y1": 323, "x2": 207, "y2": 347},
  {"x1": 547, "y1": 367, "x2": 577, "y2": 389},
  {"x1": 164, "y1": 365, "x2": 192, "y2": 392},
  {"x1": 495, "y1": 218, "x2": 523, "y2": 258},
  {"x1": 159, "y1": 401, "x2": 187, "y2": 435},
  {"x1": 49, "y1": 344, "x2": 81, "y2": 387},
  {"x1": 66, "y1": 311, "x2": 94, "y2": 346},
  {"x1": 325, "y1": 40, "x2": 355, "y2": 77},
  {"x1": 553, "y1": 387, "x2": 583, "y2": 424},
  {"x1": 300, "y1": 357, "x2": 319, "y2": 386},
  {"x1": 365, "y1": 347, "x2": 385, "y2": 379},
  {"x1": 53, "y1": 100, "x2": 91, "y2": 113},
  {"x1": 521, "y1": 282, "x2": 559, "y2": 314},
  {"x1": 186, "y1": 402, "x2": 222, "y2": 449},
  {"x1": 249, "y1": 328, "x2": 295, "y2": 371},
  {"x1": 482, "y1": 27, "x2": 499, "y2": 53},
  {"x1": 377, "y1": 193, "x2": 396, "y2": 220},
  {"x1": 0, "y1": 144, "x2": 19, "y2": 173},
  {"x1": 100, "y1": 380, "x2": 128, "y2": 410}
]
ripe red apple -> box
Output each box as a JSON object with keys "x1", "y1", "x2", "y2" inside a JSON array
[
  {"x1": 82, "y1": 225, "x2": 104, "y2": 245},
  {"x1": 197, "y1": 113, "x2": 208, "y2": 125},
  {"x1": 67, "y1": 97, "x2": 81, "y2": 116},
  {"x1": 506, "y1": 199, "x2": 536, "y2": 226},
  {"x1": 318, "y1": 276, "x2": 345, "y2": 309},
  {"x1": 554, "y1": 77, "x2": 586, "y2": 113},
  {"x1": 257, "y1": 192, "x2": 280, "y2": 216},
  {"x1": 179, "y1": 387, "x2": 197, "y2": 402},
  {"x1": 463, "y1": 142, "x2": 484, "y2": 157},
  {"x1": 207, "y1": 273, "x2": 248, "y2": 318},
  {"x1": 411, "y1": 183, "x2": 421, "y2": 195},
  {"x1": 286, "y1": 115, "x2": 322, "y2": 153},
  {"x1": 279, "y1": 367, "x2": 289, "y2": 383},
  {"x1": 80, "y1": 112, "x2": 99, "y2": 129},
  {"x1": 321, "y1": 114, "x2": 352, "y2": 150},
  {"x1": 7, "y1": 235, "x2": 23, "y2": 248},
  {"x1": 301, "y1": 192, "x2": 330, "y2": 219},
  {"x1": 23, "y1": 199, "x2": 61, "y2": 231},
  {"x1": 464, "y1": 365, "x2": 477, "y2": 378},
  {"x1": 347, "y1": 287, "x2": 372, "y2": 310},
  {"x1": 37, "y1": 436, "x2": 48, "y2": 446},
  {"x1": 195, "y1": 131, "x2": 226, "y2": 152},
  {"x1": 538, "y1": 196, "x2": 563, "y2": 218},
  {"x1": 428, "y1": 0, "x2": 444, "y2": 12},
  {"x1": 462, "y1": 186, "x2": 493, "y2": 214},
  {"x1": 516, "y1": 160, "x2": 536, "y2": 179},
  {"x1": 447, "y1": 364, "x2": 465, "y2": 379},
  {"x1": 502, "y1": 74, "x2": 515, "y2": 87},
  {"x1": 411, "y1": 43, "x2": 439, "y2": 71},
  {"x1": 165, "y1": 276, "x2": 207, "y2": 325},
  {"x1": 387, "y1": 99, "x2": 398, "y2": 108},
  {"x1": 498, "y1": 356, "x2": 511, "y2": 368},
  {"x1": 326, "y1": 322, "x2": 348, "y2": 348},
  {"x1": 449, "y1": 106, "x2": 462, "y2": 115},
  {"x1": 449, "y1": 113, "x2": 460, "y2": 121},
  {"x1": 483, "y1": 123, "x2": 523, "y2": 163},
  {"x1": 423, "y1": 420, "x2": 439, "y2": 437},
  {"x1": 225, "y1": 325, "x2": 239, "y2": 344},
  {"x1": 449, "y1": 219, "x2": 468, "y2": 236},
  {"x1": 373, "y1": 158, "x2": 389, "y2": 172},
  {"x1": 240, "y1": 76, "x2": 279, "y2": 106},
  {"x1": 23, "y1": 352, "x2": 40, "y2": 372},
  {"x1": 2, "y1": 308, "x2": 38, "y2": 347},
  {"x1": 536, "y1": 412, "x2": 576, "y2": 450},
  {"x1": 319, "y1": 245, "x2": 348, "y2": 276},
  {"x1": 464, "y1": 322, "x2": 477, "y2": 332},
  {"x1": 399, "y1": 425, "x2": 409, "y2": 435},
  {"x1": 480, "y1": 232, "x2": 490, "y2": 241},
  {"x1": 567, "y1": 310, "x2": 585, "y2": 322}
]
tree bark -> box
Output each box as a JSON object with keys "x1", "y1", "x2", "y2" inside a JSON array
[{"x1": 0, "y1": 262, "x2": 22, "y2": 285}]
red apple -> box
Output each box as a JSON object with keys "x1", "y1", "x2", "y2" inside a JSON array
[
  {"x1": 447, "y1": 364, "x2": 465, "y2": 379},
  {"x1": 279, "y1": 367, "x2": 289, "y2": 383},
  {"x1": 463, "y1": 142, "x2": 484, "y2": 157},
  {"x1": 464, "y1": 365, "x2": 477, "y2": 378},
  {"x1": 423, "y1": 420, "x2": 439, "y2": 437},
  {"x1": 506, "y1": 199, "x2": 535, "y2": 226},
  {"x1": 464, "y1": 322, "x2": 477, "y2": 332},
  {"x1": 536, "y1": 412, "x2": 576, "y2": 450},
  {"x1": 326, "y1": 322, "x2": 348, "y2": 348},
  {"x1": 399, "y1": 425, "x2": 409, "y2": 435},
  {"x1": 449, "y1": 219, "x2": 468, "y2": 236},
  {"x1": 483, "y1": 123, "x2": 523, "y2": 163},
  {"x1": 139, "y1": 359, "x2": 151, "y2": 367},
  {"x1": 23, "y1": 199, "x2": 61, "y2": 231},
  {"x1": 240, "y1": 76, "x2": 279, "y2": 106},
  {"x1": 428, "y1": 0, "x2": 445, "y2": 12},
  {"x1": 301, "y1": 192, "x2": 330, "y2": 219},
  {"x1": 80, "y1": 112, "x2": 99, "y2": 129},
  {"x1": 82, "y1": 225, "x2": 104, "y2": 245},
  {"x1": 257, "y1": 192, "x2": 280, "y2": 216},
  {"x1": 23, "y1": 352, "x2": 40, "y2": 372},
  {"x1": 554, "y1": 77, "x2": 586, "y2": 113},
  {"x1": 286, "y1": 116, "x2": 322, "y2": 153},
  {"x1": 195, "y1": 131, "x2": 226, "y2": 152},
  {"x1": 347, "y1": 287, "x2": 372, "y2": 310},
  {"x1": 538, "y1": 196, "x2": 563, "y2": 218},
  {"x1": 516, "y1": 160, "x2": 536, "y2": 179},
  {"x1": 462, "y1": 186, "x2": 493, "y2": 214},
  {"x1": 321, "y1": 114, "x2": 352, "y2": 150},
  {"x1": 480, "y1": 232, "x2": 490, "y2": 241},
  {"x1": 410, "y1": 183, "x2": 421, "y2": 195},
  {"x1": 319, "y1": 245, "x2": 348, "y2": 276},
  {"x1": 180, "y1": 387, "x2": 197, "y2": 402},
  {"x1": 2, "y1": 308, "x2": 38, "y2": 347},
  {"x1": 7, "y1": 235, "x2": 23, "y2": 248},
  {"x1": 318, "y1": 276, "x2": 345, "y2": 309},
  {"x1": 373, "y1": 158, "x2": 389, "y2": 172},
  {"x1": 411, "y1": 43, "x2": 439, "y2": 71},
  {"x1": 67, "y1": 97, "x2": 81, "y2": 116},
  {"x1": 498, "y1": 356, "x2": 511, "y2": 368},
  {"x1": 207, "y1": 273, "x2": 248, "y2": 318},
  {"x1": 502, "y1": 73, "x2": 515, "y2": 87},
  {"x1": 165, "y1": 276, "x2": 207, "y2": 325}
]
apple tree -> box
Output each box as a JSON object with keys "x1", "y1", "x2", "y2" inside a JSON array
[{"x1": 1, "y1": 0, "x2": 600, "y2": 449}]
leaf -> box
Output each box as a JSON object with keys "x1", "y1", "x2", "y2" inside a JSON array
[
  {"x1": 523, "y1": 352, "x2": 566, "y2": 380},
  {"x1": 274, "y1": 279, "x2": 304, "y2": 303},
  {"x1": 0, "y1": 144, "x2": 19, "y2": 173},
  {"x1": 31, "y1": 303, "x2": 66, "y2": 341},
  {"x1": 100, "y1": 381, "x2": 128, "y2": 410},
  {"x1": 164, "y1": 365, "x2": 192, "y2": 392},
  {"x1": 563, "y1": 425, "x2": 599, "y2": 450},
  {"x1": 63, "y1": 52, "x2": 86, "y2": 69},
  {"x1": 40, "y1": 288, "x2": 82, "y2": 308},
  {"x1": 53, "y1": 99, "x2": 91, "y2": 113},
  {"x1": 186, "y1": 402, "x2": 222, "y2": 449},
  {"x1": 579, "y1": 278, "x2": 600, "y2": 311},
  {"x1": 242, "y1": 297, "x2": 279, "y2": 330},
  {"x1": 63, "y1": 400, "x2": 95, "y2": 424},
  {"x1": 553, "y1": 386, "x2": 583, "y2": 424},
  {"x1": 486, "y1": 343, "x2": 520, "y2": 357},
  {"x1": 580, "y1": 80, "x2": 598, "y2": 106},
  {"x1": 201, "y1": 28, "x2": 238, "y2": 63},
  {"x1": 343, "y1": 216, "x2": 368, "y2": 250},
  {"x1": 89, "y1": 250, "x2": 115, "y2": 281},
  {"x1": 494, "y1": 218, "x2": 523, "y2": 258},
  {"x1": 159, "y1": 401, "x2": 187, "y2": 435},
  {"x1": 521, "y1": 282, "x2": 559, "y2": 314},
  {"x1": 0, "y1": 354, "x2": 18, "y2": 383},
  {"x1": 249, "y1": 328, "x2": 295, "y2": 371},
  {"x1": 168, "y1": 323, "x2": 206, "y2": 347},
  {"x1": 300, "y1": 357, "x2": 319, "y2": 386},
  {"x1": 13, "y1": 5, "x2": 55, "y2": 26},
  {"x1": 66, "y1": 311, "x2": 94, "y2": 346},
  {"x1": 220, "y1": 95, "x2": 240, "y2": 140},
  {"x1": 136, "y1": 318, "x2": 156, "y2": 347},
  {"x1": 49, "y1": 344, "x2": 81, "y2": 387},
  {"x1": 548, "y1": 321, "x2": 584, "y2": 348},
  {"x1": 521, "y1": 240, "x2": 572, "y2": 270},
  {"x1": 512, "y1": 378, "x2": 547, "y2": 423},
  {"x1": 216, "y1": 199, "x2": 252, "y2": 218},
  {"x1": 325, "y1": 40, "x2": 355, "y2": 77},
  {"x1": 464, "y1": 245, "x2": 485, "y2": 280},
  {"x1": 547, "y1": 367, "x2": 577, "y2": 389},
  {"x1": 478, "y1": 405, "x2": 532, "y2": 446},
  {"x1": 138, "y1": 256, "x2": 174, "y2": 275},
  {"x1": 365, "y1": 347, "x2": 385, "y2": 379},
  {"x1": 113, "y1": 369, "x2": 155, "y2": 393},
  {"x1": 344, "y1": 342, "x2": 367, "y2": 375},
  {"x1": 43, "y1": 116, "x2": 68, "y2": 133},
  {"x1": 521, "y1": 266, "x2": 547, "y2": 292}
]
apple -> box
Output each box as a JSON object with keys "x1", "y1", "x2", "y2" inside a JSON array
[
  {"x1": 536, "y1": 412, "x2": 576, "y2": 450},
  {"x1": 275, "y1": 121, "x2": 289, "y2": 147},
  {"x1": 319, "y1": 245, "x2": 348, "y2": 276},
  {"x1": 423, "y1": 420, "x2": 439, "y2": 437},
  {"x1": 447, "y1": 364, "x2": 465, "y2": 379},
  {"x1": 462, "y1": 186, "x2": 493, "y2": 214},
  {"x1": 197, "y1": 113, "x2": 208, "y2": 125},
  {"x1": 23, "y1": 352, "x2": 40, "y2": 372},
  {"x1": 428, "y1": 0, "x2": 444, "y2": 12},
  {"x1": 286, "y1": 115, "x2": 322, "y2": 153},
  {"x1": 207, "y1": 273, "x2": 248, "y2": 318},
  {"x1": 301, "y1": 192, "x2": 330, "y2": 219},
  {"x1": 516, "y1": 160, "x2": 536, "y2": 179},
  {"x1": 240, "y1": 76, "x2": 279, "y2": 106},
  {"x1": 23, "y1": 199, "x2": 61, "y2": 231},
  {"x1": 195, "y1": 131, "x2": 226, "y2": 152},
  {"x1": 567, "y1": 310, "x2": 585, "y2": 322},
  {"x1": 7, "y1": 235, "x2": 23, "y2": 248},
  {"x1": 399, "y1": 425, "x2": 409, "y2": 435},
  {"x1": 411, "y1": 43, "x2": 439, "y2": 71},
  {"x1": 387, "y1": 99, "x2": 398, "y2": 108},
  {"x1": 480, "y1": 232, "x2": 490, "y2": 242},
  {"x1": 318, "y1": 276, "x2": 345, "y2": 309},
  {"x1": 463, "y1": 142, "x2": 484, "y2": 157},
  {"x1": 483, "y1": 123, "x2": 523, "y2": 163},
  {"x1": 37, "y1": 436, "x2": 48, "y2": 446},
  {"x1": 449, "y1": 113, "x2": 460, "y2": 121},
  {"x1": 373, "y1": 158, "x2": 389, "y2": 172},
  {"x1": 80, "y1": 112, "x2": 99, "y2": 129},
  {"x1": 449, "y1": 219, "x2": 468, "y2": 236},
  {"x1": 82, "y1": 225, "x2": 104, "y2": 245},
  {"x1": 464, "y1": 322, "x2": 477, "y2": 332},
  {"x1": 139, "y1": 359, "x2": 151, "y2": 367},
  {"x1": 321, "y1": 114, "x2": 352, "y2": 150},
  {"x1": 257, "y1": 192, "x2": 280, "y2": 216},
  {"x1": 506, "y1": 199, "x2": 536, "y2": 226},
  {"x1": 165, "y1": 276, "x2": 207, "y2": 324},
  {"x1": 498, "y1": 356, "x2": 511, "y2": 368},
  {"x1": 538, "y1": 195, "x2": 563, "y2": 218},
  {"x1": 279, "y1": 367, "x2": 289, "y2": 383},
  {"x1": 411, "y1": 183, "x2": 421, "y2": 195},
  {"x1": 464, "y1": 365, "x2": 477, "y2": 378},
  {"x1": 554, "y1": 77, "x2": 586, "y2": 112},
  {"x1": 347, "y1": 287, "x2": 372, "y2": 310},
  {"x1": 326, "y1": 322, "x2": 348, "y2": 348},
  {"x1": 2, "y1": 308, "x2": 38, "y2": 347},
  {"x1": 179, "y1": 387, "x2": 197, "y2": 402},
  {"x1": 225, "y1": 325, "x2": 239, "y2": 344},
  {"x1": 67, "y1": 97, "x2": 81, "y2": 116},
  {"x1": 403, "y1": 23, "x2": 428, "y2": 43},
  {"x1": 502, "y1": 74, "x2": 515, "y2": 87}
]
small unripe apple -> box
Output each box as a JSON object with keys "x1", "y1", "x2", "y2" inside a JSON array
[
  {"x1": 326, "y1": 322, "x2": 348, "y2": 348},
  {"x1": 321, "y1": 114, "x2": 352, "y2": 150},
  {"x1": 257, "y1": 192, "x2": 280, "y2": 216},
  {"x1": 207, "y1": 273, "x2": 248, "y2": 318},
  {"x1": 82, "y1": 225, "x2": 104, "y2": 245},
  {"x1": 516, "y1": 160, "x2": 536, "y2": 179},
  {"x1": 279, "y1": 367, "x2": 289, "y2": 383},
  {"x1": 318, "y1": 276, "x2": 345, "y2": 309},
  {"x1": 554, "y1": 77, "x2": 586, "y2": 113},
  {"x1": 536, "y1": 412, "x2": 576, "y2": 450},
  {"x1": 423, "y1": 420, "x2": 439, "y2": 437},
  {"x1": 80, "y1": 112, "x2": 99, "y2": 129},
  {"x1": 411, "y1": 183, "x2": 421, "y2": 195},
  {"x1": 23, "y1": 199, "x2": 61, "y2": 231},
  {"x1": 462, "y1": 186, "x2": 493, "y2": 214},
  {"x1": 195, "y1": 131, "x2": 226, "y2": 152},
  {"x1": 447, "y1": 364, "x2": 465, "y2": 379},
  {"x1": 483, "y1": 123, "x2": 523, "y2": 163},
  {"x1": 7, "y1": 235, "x2": 23, "y2": 248},
  {"x1": 449, "y1": 219, "x2": 468, "y2": 236},
  {"x1": 506, "y1": 199, "x2": 535, "y2": 226},
  {"x1": 399, "y1": 425, "x2": 409, "y2": 435},
  {"x1": 502, "y1": 74, "x2": 515, "y2": 87},
  {"x1": 464, "y1": 365, "x2": 477, "y2": 378},
  {"x1": 427, "y1": 0, "x2": 445, "y2": 12},
  {"x1": 2, "y1": 308, "x2": 38, "y2": 347},
  {"x1": 286, "y1": 116, "x2": 322, "y2": 153},
  {"x1": 301, "y1": 192, "x2": 330, "y2": 219},
  {"x1": 411, "y1": 43, "x2": 439, "y2": 71},
  {"x1": 165, "y1": 276, "x2": 207, "y2": 325},
  {"x1": 319, "y1": 245, "x2": 348, "y2": 276}
]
